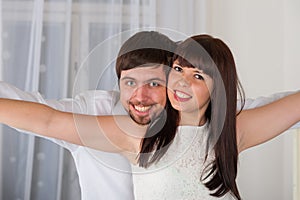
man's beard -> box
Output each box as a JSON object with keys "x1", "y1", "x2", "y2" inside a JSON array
[{"x1": 128, "y1": 110, "x2": 151, "y2": 125}]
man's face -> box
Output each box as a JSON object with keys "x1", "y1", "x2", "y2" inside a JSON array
[{"x1": 119, "y1": 65, "x2": 167, "y2": 125}]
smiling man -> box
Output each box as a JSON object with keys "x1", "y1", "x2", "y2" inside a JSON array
[
  {"x1": 0, "y1": 31, "x2": 177, "y2": 200},
  {"x1": 119, "y1": 65, "x2": 167, "y2": 125},
  {"x1": 115, "y1": 31, "x2": 175, "y2": 126}
]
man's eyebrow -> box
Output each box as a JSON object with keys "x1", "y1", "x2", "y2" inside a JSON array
[
  {"x1": 120, "y1": 77, "x2": 166, "y2": 84},
  {"x1": 144, "y1": 78, "x2": 166, "y2": 83},
  {"x1": 120, "y1": 77, "x2": 135, "y2": 81}
]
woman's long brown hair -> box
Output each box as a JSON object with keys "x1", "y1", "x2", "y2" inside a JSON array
[{"x1": 139, "y1": 34, "x2": 245, "y2": 200}]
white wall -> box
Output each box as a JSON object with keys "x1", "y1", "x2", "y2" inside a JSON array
[{"x1": 205, "y1": 0, "x2": 300, "y2": 199}]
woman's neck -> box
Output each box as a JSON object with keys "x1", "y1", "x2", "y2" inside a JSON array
[{"x1": 179, "y1": 111, "x2": 206, "y2": 126}]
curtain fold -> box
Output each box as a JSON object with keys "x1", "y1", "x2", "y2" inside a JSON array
[
  {"x1": 0, "y1": 0, "x2": 206, "y2": 199},
  {"x1": 1, "y1": 0, "x2": 74, "y2": 199}
]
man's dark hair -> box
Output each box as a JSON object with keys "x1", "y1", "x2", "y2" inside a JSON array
[{"x1": 116, "y1": 31, "x2": 177, "y2": 80}]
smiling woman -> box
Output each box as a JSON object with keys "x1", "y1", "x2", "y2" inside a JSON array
[
  {"x1": 167, "y1": 63, "x2": 213, "y2": 126},
  {"x1": 135, "y1": 34, "x2": 300, "y2": 200}
]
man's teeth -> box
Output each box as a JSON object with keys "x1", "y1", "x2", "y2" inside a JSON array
[
  {"x1": 175, "y1": 91, "x2": 191, "y2": 98},
  {"x1": 134, "y1": 105, "x2": 151, "y2": 112}
]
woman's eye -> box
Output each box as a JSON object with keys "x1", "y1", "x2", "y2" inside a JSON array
[
  {"x1": 173, "y1": 66, "x2": 182, "y2": 72},
  {"x1": 194, "y1": 74, "x2": 204, "y2": 80}
]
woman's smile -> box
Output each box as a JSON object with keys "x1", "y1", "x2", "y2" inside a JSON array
[{"x1": 173, "y1": 90, "x2": 192, "y2": 102}]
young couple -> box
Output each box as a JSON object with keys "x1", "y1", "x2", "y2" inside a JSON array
[{"x1": 0, "y1": 31, "x2": 299, "y2": 200}]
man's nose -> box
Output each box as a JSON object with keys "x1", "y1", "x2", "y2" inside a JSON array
[{"x1": 133, "y1": 85, "x2": 149, "y2": 101}]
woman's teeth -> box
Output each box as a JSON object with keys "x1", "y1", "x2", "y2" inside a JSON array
[{"x1": 175, "y1": 90, "x2": 191, "y2": 99}]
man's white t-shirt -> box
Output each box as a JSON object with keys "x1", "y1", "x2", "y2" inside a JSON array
[
  {"x1": 0, "y1": 82, "x2": 133, "y2": 200},
  {"x1": 0, "y1": 81, "x2": 298, "y2": 200}
]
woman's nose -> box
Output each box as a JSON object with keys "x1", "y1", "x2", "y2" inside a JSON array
[{"x1": 178, "y1": 75, "x2": 190, "y2": 87}]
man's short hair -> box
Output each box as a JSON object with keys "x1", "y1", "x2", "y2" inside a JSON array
[{"x1": 116, "y1": 31, "x2": 177, "y2": 80}]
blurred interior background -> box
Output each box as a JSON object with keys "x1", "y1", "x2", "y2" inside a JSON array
[{"x1": 0, "y1": 0, "x2": 299, "y2": 199}]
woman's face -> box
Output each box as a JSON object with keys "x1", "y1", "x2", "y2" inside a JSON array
[{"x1": 167, "y1": 60, "x2": 213, "y2": 120}]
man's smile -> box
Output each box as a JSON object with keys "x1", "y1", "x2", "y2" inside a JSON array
[{"x1": 133, "y1": 104, "x2": 151, "y2": 113}]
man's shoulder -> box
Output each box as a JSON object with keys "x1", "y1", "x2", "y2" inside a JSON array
[
  {"x1": 88, "y1": 89, "x2": 119, "y2": 98},
  {"x1": 74, "y1": 90, "x2": 121, "y2": 115},
  {"x1": 76, "y1": 90, "x2": 120, "y2": 101}
]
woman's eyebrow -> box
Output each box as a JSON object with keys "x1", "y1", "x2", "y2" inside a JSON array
[{"x1": 193, "y1": 69, "x2": 204, "y2": 74}]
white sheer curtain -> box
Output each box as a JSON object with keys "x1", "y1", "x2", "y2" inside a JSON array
[{"x1": 0, "y1": 0, "x2": 206, "y2": 199}]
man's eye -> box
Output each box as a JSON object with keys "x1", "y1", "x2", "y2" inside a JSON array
[
  {"x1": 194, "y1": 74, "x2": 204, "y2": 80},
  {"x1": 149, "y1": 82, "x2": 160, "y2": 87},
  {"x1": 126, "y1": 81, "x2": 136, "y2": 86}
]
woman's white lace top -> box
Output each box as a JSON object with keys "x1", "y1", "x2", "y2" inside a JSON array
[{"x1": 131, "y1": 125, "x2": 234, "y2": 200}]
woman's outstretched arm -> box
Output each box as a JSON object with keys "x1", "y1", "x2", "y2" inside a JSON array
[
  {"x1": 237, "y1": 91, "x2": 300, "y2": 152},
  {"x1": 0, "y1": 98, "x2": 144, "y2": 153}
]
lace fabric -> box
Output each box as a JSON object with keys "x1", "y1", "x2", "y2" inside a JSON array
[{"x1": 132, "y1": 125, "x2": 234, "y2": 200}]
